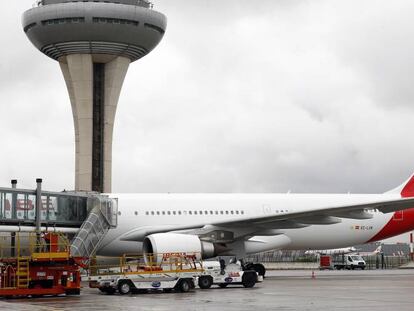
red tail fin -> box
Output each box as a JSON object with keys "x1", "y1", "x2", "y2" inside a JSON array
[
  {"x1": 386, "y1": 173, "x2": 414, "y2": 198},
  {"x1": 401, "y1": 175, "x2": 414, "y2": 197}
]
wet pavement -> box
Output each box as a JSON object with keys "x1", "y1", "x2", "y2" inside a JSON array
[{"x1": 1, "y1": 269, "x2": 414, "y2": 311}]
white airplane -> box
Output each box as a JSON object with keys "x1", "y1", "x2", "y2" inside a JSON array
[
  {"x1": 304, "y1": 245, "x2": 382, "y2": 256},
  {"x1": 304, "y1": 247, "x2": 358, "y2": 256},
  {"x1": 96, "y1": 173, "x2": 414, "y2": 275},
  {"x1": 354, "y1": 245, "x2": 383, "y2": 257}
]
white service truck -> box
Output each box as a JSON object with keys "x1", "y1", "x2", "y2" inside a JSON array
[{"x1": 333, "y1": 254, "x2": 366, "y2": 270}]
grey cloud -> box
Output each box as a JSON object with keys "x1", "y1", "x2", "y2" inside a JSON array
[{"x1": 1, "y1": 0, "x2": 414, "y2": 201}]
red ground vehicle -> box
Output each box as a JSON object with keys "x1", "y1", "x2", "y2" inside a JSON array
[{"x1": 0, "y1": 232, "x2": 85, "y2": 297}]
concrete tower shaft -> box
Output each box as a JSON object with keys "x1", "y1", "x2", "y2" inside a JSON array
[{"x1": 22, "y1": 0, "x2": 166, "y2": 193}]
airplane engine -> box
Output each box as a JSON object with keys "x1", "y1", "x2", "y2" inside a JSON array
[{"x1": 143, "y1": 233, "x2": 216, "y2": 265}]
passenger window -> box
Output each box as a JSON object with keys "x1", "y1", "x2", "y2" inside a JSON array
[
  {"x1": 178, "y1": 211, "x2": 182, "y2": 215},
  {"x1": 162, "y1": 211, "x2": 165, "y2": 215},
  {"x1": 220, "y1": 211, "x2": 224, "y2": 215},
  {"x1": 236, "y1": 211, "x2": 239, "y2": 214},
  {"x1": 241, "y1": 211, "x2": 244, "y2": 215},
  {"x1": 189, "y1": 211, "x2": 192, "y2": 215},
  {"x1": 145, "y1": 211, "x2": 149, "y2": 215},
  {"x1": 156, "y1": 211, "x2": 160, "y2": 215},
  {"x1": 194, "y1": 211, "x2": 198, "y2": 215},
  {"x1": 173, "y1": 211, "x2": 176, "y2": 215},
  {"x1": 231, "y1": 211, "x2": 234, "y2": 214},
  {"x1": 167, "y1": 211, "x2": 171, "y2": 215},
  {"x1": 151, "y1": 211, "x2": 154, "y2": 215},
  {"x1": 134, "y1": 211, "x2": 138, "y2": 216},
  {"x1": 225, "y1": 211, "x2": 229, "y2": 215},
  {"x1": 215, "y1": 211, "x2": 218, "y2": 215}
]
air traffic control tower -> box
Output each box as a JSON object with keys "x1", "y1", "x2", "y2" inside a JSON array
[{"x1": 22, "y1": 0, "x2": 166, "y2": 193}]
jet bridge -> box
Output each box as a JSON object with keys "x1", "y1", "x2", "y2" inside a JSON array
[{"x1": 0, "y1": 179, "x2": 117, "y2": 258}]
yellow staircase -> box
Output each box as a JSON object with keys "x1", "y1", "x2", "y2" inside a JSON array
[{"x1": 16, "y1": 257, "x2": 30, "y2": 289}]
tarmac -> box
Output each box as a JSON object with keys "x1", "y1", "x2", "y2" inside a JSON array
[{"x1": 1, "y1": 269, "x2": 414, "y2": 311}]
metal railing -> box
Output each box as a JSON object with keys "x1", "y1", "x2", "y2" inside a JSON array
[
  {"x1": 89, "y1": 252, "x2": 203, "y2": 276},
  {"x1": 70, "y1": 195, "x2": 118, "y2": 258},
  {"x1": 36, "y1": 0, "x2": 154, "y2": 9}
]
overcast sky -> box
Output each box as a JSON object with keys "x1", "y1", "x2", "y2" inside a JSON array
[{"x1": 1, "y1": 0, "x2": 414, "y2": 199}]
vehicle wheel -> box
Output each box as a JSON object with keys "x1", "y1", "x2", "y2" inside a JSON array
[
  {"x1": 198, "y1": 276, "x2": 213, "y2": 289},
  {"x1": 361, "y1": 267, "x2": 365, "y2": 270},
  {"x1": 351, "y1": 266, "x2": 355, "y2": 270},
  {"x1": 218, "y1": 283, "x2": 228, "y2": 288},
  {"x1": 252, "y1": 263, "x2": 266, "y2": 278},
  {"x1": 163, "y1": 288, "x2": 173, "y2": 293},
  {"x1": 118, "y1": 281, "x2": 132, "y2": 295},
  {"x1": 242, "y1": 271, "x2": 257, "y2": 288},
  {"x1": 178, "y1": 280, "x2": 191, "y2": 293}
]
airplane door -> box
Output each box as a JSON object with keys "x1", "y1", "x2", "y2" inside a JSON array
[
  {"x1": 393, "y1": 210, "x2": 403, "y2": 221},
  {"x1": 262, "y1": 204, "x2": 271, "y2": 215}
]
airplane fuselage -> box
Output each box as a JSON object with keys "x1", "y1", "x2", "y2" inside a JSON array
[{"x1": 97, "y1": 193, "x2": 414, "y2": 257}]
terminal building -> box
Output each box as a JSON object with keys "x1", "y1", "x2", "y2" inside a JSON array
[{"x1": 22, "y1": 0, "x2": 167, "y2": 193}]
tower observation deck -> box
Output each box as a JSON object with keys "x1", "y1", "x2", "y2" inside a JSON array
[{"x1": 23, "y1": 0, "x2": 167, "y2": 193}]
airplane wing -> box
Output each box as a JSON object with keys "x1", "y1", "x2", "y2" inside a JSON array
[
  {"x1": 181, "y1": 197, "x2": 414, "y2": 241},
  {"x1": 120, "y1": 197, "x2": 414, "y2": 242}
]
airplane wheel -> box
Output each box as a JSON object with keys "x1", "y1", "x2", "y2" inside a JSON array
[{"x1": 198, "y1": 276, "x2": 213, "y2": 289}]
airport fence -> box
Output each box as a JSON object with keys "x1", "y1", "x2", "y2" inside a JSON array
[{"x1": 245, "y1": 250, "x2": 411, "y2": 269}]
